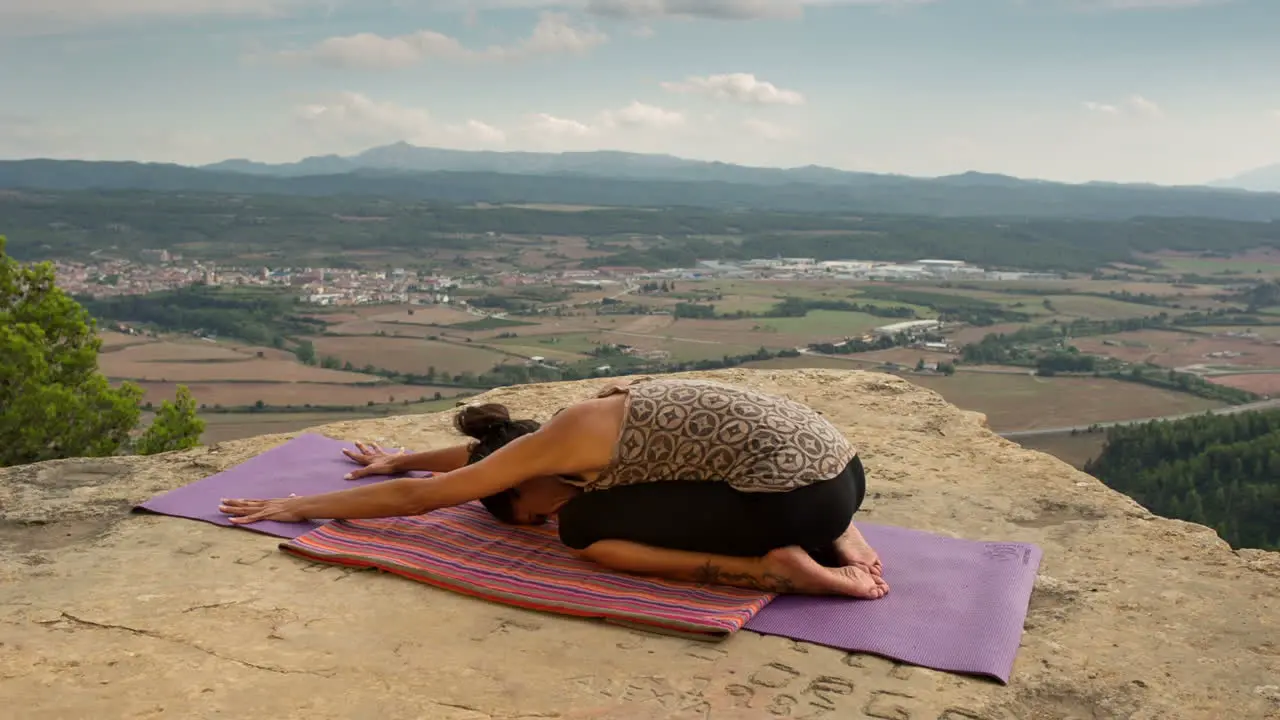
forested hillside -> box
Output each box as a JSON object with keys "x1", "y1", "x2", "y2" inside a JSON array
[
  {"x1": 4, "y1": 158, "x2": 1280, "y2": 221},
  {"x1": 1085, "y1": 412, "x2": 1280, "y2": 550},
  {"x1": 5, "y1": 190, "x2": 1280, "y2": 273}
]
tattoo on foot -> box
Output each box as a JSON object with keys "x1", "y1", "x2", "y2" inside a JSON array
[{"x1": 693, "y1": 561, "x2": 795, "y2": 593}]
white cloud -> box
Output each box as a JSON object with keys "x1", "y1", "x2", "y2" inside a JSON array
[
  {"x1": 280, "y1": 31, "x2": 469, "y2": 70},
  {"x1": 600, "y1": 102, "x2": 687, "y2": 129},
  {"x1": 1126, "y1": 94, "x2": 1164, "y2": 119},
  {"x1": 1083, "y1": 95, "x2": 1163, "y2": 119},
  {"x1": 1082, "y1": 101, "x2": 1120, "y2": 115},
  {"x1": 517, "y1": 11, "x2": 609, "y2": 54},
  {"x1": 743, "y1": 118, "x2": 795, "y2": 141},
  {"x1": 296, "y1": 92, "x2": 506, "y2": 149},
  {"x1": 526, "y1": 113, "x2": 599, "y2": 138},
  {"x1": 465, "y1": 120, "x2": 508, "y2": 144},
  {"x1": 519, "y1": 101, "x2": 689, "y2": 148},
  {"x1": 661, "y1": 73, "x2": 806, "y2": 106},
  {"x1": 273, "y1": 12, "x2": 606, "y2": 70}
]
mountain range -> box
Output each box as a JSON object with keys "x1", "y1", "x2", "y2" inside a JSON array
[
  {"x1": 1, "y1": 143, "x2": 1278, "y2": 222},
  {"x1": 1209, "y1": 163, "x2": 1280, "y2": 193},
  {"x1": 203, "y1": 142, "x2": 923, "y2": 187}
]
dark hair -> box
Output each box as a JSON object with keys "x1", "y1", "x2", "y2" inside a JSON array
[{"x1": 454, "y1": 403, "x2": 540, "y2": 524}]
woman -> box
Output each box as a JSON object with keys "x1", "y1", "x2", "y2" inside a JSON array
[{"x1": 219, "y1": 378, "x2": 888, "y2": 599}]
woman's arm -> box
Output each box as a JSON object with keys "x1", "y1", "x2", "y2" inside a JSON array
[
  {"x1": 222, "y1": 403, "x2": 613, "y2": 524},
  {"x1": 389, "y1": 444, "x2": 472, "y2": 473}
]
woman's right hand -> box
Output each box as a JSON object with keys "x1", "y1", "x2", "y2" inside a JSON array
[{"x1": 342, "y1": 441, "x2": 406, "y2": 480}]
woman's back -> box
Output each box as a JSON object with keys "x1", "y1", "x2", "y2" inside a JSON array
[{"x1": 587, "y1": 378, "x2": 855, "y2": 493}]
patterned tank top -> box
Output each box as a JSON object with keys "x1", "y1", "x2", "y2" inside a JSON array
[{"x1": 585, "y1": 378, "x2": 856, "y2": 493}]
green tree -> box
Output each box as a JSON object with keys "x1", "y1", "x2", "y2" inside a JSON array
[
  {"x1": 0, "y1": 237, "x2": 203, "y2": 466},
  {"x1": 295, "y1": 339, "x2": 316, "y2": 365},
  {"x1": 1, "y1": 236, "x2": 143, "y2": 465},
  {"x1": 133, "y1": 386, "x2": 205, "y2": 455}
]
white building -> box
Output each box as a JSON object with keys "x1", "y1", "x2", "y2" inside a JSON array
[
  {"x1": 917, "y1": 259, "x2": 966, "y2": 270},
  {"x1": 819, "y1": 261, "x2": 873, "y2": 273},
  {"x1": 867, "y1": 264, "x2": 928, "y2": 280},
  {"x1": 874, "y1": 319, "x2": 942, "y2": 336}
]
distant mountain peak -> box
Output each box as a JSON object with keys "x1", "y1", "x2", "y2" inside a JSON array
[{"x1": 1211, "y1": 162, "x2": 1280, "y2": 193}]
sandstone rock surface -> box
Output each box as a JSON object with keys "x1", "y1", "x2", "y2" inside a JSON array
[{"x1": 2, "y1": 369, "x2": 1278, "y2": 720}]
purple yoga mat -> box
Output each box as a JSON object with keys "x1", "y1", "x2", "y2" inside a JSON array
[
  {"x1": 135, "y1": 433, "x2": 429, "y2": 539},
  {"x1": 744, "y1": 523, "x2": 1042, "y2": 684},
  {"x1": 138, "y1": 434, "x2": 1040, "y2": 682}
]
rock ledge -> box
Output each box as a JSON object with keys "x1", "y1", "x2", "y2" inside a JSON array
[{"x1": 1, "y1": 369, "x2": 1277, "y2": 720}]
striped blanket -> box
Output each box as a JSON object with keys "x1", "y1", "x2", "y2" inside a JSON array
[{"x1": 280, "y1": 502, "x2": 774, "y2": 637}]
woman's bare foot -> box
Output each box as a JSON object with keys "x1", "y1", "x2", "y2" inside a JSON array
[
  {"x1": 765, "y1": 546, "x2": 889, "y2": 599},
  {"x1": 835, "y1": 523, "x2": 883, "y2": 577}
]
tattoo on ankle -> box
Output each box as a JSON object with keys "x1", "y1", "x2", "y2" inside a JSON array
[{"x1": 693, "y1": 561, "x2": 795, "y2": 593}]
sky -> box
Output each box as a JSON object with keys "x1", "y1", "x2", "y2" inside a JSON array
[{"x1": 1, "y1": 0, "x2": 1278, "y2": 185}]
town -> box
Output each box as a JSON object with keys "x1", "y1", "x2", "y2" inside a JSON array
[{"x1": 53, "y1": 252, "x2": 1060, "y2": 307}]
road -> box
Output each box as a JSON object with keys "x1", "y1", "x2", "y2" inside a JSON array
[{"x1": 998, "y1": 398, "x2": 1280, "y2": 439}]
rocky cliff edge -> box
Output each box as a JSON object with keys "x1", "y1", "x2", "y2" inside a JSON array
[{"x1": 2, "y1": 369, "x2": 1278, "y2": 720}]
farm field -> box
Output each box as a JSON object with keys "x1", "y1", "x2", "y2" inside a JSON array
[
  {"x1": 671, "y1": 279, "x2": 930, "y2": 313},
  {"x1": 197, "y1": 412, "x2": 384, "y2": 444},
  {"x1": 879, "y1": 285, "x2": 1046, "y2": 309},
  {"x1": 97, "y1": 330, "x2": 288, "y2": 363},
  {"x1": 483, "y1": 342, "x2": 592, "y2": 363},
  {"x1": 309, "y1": 336, "x2": 514, "y2": 375},
  {"x1": 949, "y1": 279, "x2": 1223, "y2": 297},
  {"x1": 609, "y1": 314, "x2": 677, "y2": 334},
  {"x1": 903, "y1": 372, "x2": 1225, "y2": 432},
  {"x1": 742, "y1": 355, "x2": 876, "y2": 371},
  {"x1": 491, "y1": 332, "x2": 605, "y2": 357},
  {"x1": 1207, "y1": 373, "x2": 1280, "y2": 396},
  {"x1": 98, "y1": 341, "x2": 381, "y2": 384},
  {"x1": 1073, "y1": 330, "x2": 1280, "y2": 370},
  {"x1": 98, "y1": 330, "x2": 155, "y2": 349},
  {"x1": 521, "y1": 326, "x2": 767, "y2": 363},
  {"x1": 134, "y1": 380, "x2": 466, "y2": 408},
  {"x1": 886, "y1": 280, "x2": 1234, "y2": 315},
  {"x1": 698, "y1": 292, "x2": 778, "y2": 314},
  {"x1": 364, "y1": 306, "x2": 483, "y2": 326},
  {"x1": 1040, "y1": 294, "x2": 1174, "y2": 320},
  {"x1": 846, "y1": 348, "x2": 959, "y2": 366},
  {"x1": 601, "y1": 332, "x2": 763, "y2": 362},
  {"x1": 741, "y1": 356, "x2": 1223, "y2": 431},
  {"x1": 103, "y1": 338, "x2": 249, "y2": 362},
  {"x1": 750, "y1": 310, "x2": 889, "y2": 337},
  {"x1": 654, "y1": 313, "x2": 882, "y2": 349},
  {"x1": 1013, "y1": 431, "x2": 1109, "y2": 469},
  {"x1": 1193, "y1": 325, "x2": 1280, "y2": 341},
  {"x1": 1143, "y1": 249, "x2": 1280, "y2": 278}
]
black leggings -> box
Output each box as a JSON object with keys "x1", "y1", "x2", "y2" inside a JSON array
[{"x1": 557, "y1": 456, "x2": 866, "y2": 566}]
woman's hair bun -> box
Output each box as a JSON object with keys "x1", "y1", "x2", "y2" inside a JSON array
[{"x1": 454, "y1": 403, "x2": 513, "y2": 439}]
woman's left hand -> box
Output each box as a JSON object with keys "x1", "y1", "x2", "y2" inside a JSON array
[{"x1": 219, "y1": 495, "x2": 308, "y2": 524}]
